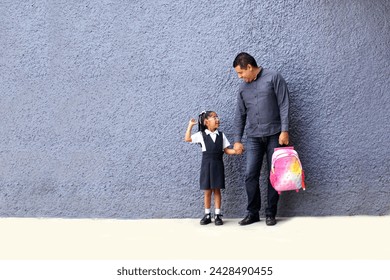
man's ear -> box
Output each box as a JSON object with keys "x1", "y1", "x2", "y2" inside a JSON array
[{"x1": 247, "y1": 64, "x2": 253, "y2": 71}]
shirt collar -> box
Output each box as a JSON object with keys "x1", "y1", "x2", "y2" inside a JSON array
[
  {"x1": 205, "y1": 129, "x2": 219, "y2": 135},
  {"x1": 254, "y1": 66, "x2": 263, "y2": 81}
]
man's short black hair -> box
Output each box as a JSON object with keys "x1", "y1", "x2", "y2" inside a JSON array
[{"x1": 233, "y1": 52, "x2": 258, "y2": 69}]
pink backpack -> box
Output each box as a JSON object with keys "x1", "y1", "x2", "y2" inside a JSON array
[{"x1": 270, "y1": 146, "x2": 306, "y2": 194}]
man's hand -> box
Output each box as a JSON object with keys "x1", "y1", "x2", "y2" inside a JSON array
[
  {"x1": 234, "y1": 142, "x2": 244, "y2": 155},
  {"x1": 279, "y1": 131, "x2": 289, "y2": 146}
]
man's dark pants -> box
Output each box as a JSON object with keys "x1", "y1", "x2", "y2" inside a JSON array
[{"x1": 245, "y1": 133, "x2": 280, "y2": 218}]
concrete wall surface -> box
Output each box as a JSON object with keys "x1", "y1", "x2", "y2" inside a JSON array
[{"x1": 0, "y1": 0, "x2": 389, "y2": 218}]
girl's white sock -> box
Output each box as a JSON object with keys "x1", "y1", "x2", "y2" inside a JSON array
[
  {"x1": 215, "y1": 209, "x2": 221, "y2": 215},
  {"x1": 205, "y1": 208, "x2": 211, "y2": 214}
]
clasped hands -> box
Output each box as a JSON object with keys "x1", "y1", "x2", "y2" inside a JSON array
[{"x1": 233, "y1": 142, "x2": 244, "y2": 155}]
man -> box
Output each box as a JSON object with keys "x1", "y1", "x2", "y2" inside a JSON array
[{"x1": 232, "y1": 52, "x2": 290, "y2": 226}]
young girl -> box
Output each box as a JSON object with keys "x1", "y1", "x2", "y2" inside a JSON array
[{"x1": 184, "y1": 111, "x2": 237, "y2": 225}]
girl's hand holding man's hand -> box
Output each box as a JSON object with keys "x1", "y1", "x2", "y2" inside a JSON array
[{"x1": 234, "y1": 142, "x2": 244, "y2": 155}]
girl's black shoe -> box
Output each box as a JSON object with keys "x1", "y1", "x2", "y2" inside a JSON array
[
  {"x1": 214, "y1": 214, "x2": 223, "y2": 226},
  {"x1": 200, "y1": 214, "x2": 212, "y2": 225}
]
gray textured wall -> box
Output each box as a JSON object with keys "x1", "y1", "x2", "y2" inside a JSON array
[{"x1": 1, "y1": 0, "x2": 389, "y2": 218}]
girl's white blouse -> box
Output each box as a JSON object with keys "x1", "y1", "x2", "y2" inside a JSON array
[{"x1": 191, "y1": 129, "x2": 231, "y2": 152}]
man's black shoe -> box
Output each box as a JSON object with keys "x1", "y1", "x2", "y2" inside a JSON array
[
  {"x1": 238, "y1": 214, "x2": 260, "y2": 226},
  {"x1": 215, "y1": 214, "x2": 223, "y2": 226},
  {"x1": 266, "y1": 216, "x2": 277, "y2": 226},
  {"x1": 200, "y1": 214, "x2": 212, "y2": 225}
]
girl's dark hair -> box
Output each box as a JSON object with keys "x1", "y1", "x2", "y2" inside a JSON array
[
  {"x1": 233, "y1": 52, "x2": 258, "y2": 69},
  {"x1": 198, "y1": 111, "x2": 214, "y2": 132}
]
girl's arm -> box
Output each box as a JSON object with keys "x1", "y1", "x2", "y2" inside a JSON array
[
  {"x1": 184, "y1": 118, "x2": 197, "y2": 142},
  {"x1": 224, "y1": 147, "x2": 237, "y2": 155},
  {"x1": 222, "y1": 133, "x2": 237, "y2": 155}
]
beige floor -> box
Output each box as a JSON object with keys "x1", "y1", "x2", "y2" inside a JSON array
[{"x1": 1, "y1": 216, "x2": 389, "y2": 260}]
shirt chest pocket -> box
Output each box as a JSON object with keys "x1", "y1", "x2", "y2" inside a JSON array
[{"x1": 257, "y1": 81, "x2": 274, "y2": 97}]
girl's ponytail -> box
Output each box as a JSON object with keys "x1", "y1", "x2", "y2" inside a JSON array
[
  {"x1": 198, "y1": 111, "x2": 212, "y2": 132},
  {"x1": 198, "y1": 111, "x2": 206, "y2": 132}
]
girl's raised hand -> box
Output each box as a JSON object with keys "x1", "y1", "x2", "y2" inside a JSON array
[{"x1": 189, "y1": 118, "x2": 197, "y2": 126}]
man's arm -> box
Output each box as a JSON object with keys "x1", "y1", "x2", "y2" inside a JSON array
[
  {"x1": 233, "y1": 90, "x2": 247, "y2": 143},
  {"x1": 274, "y1": 73, "x2": 290, "y2": 145},
  {"x1": 233, "y1": 90, "x2": 247, "y2": 154}
]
